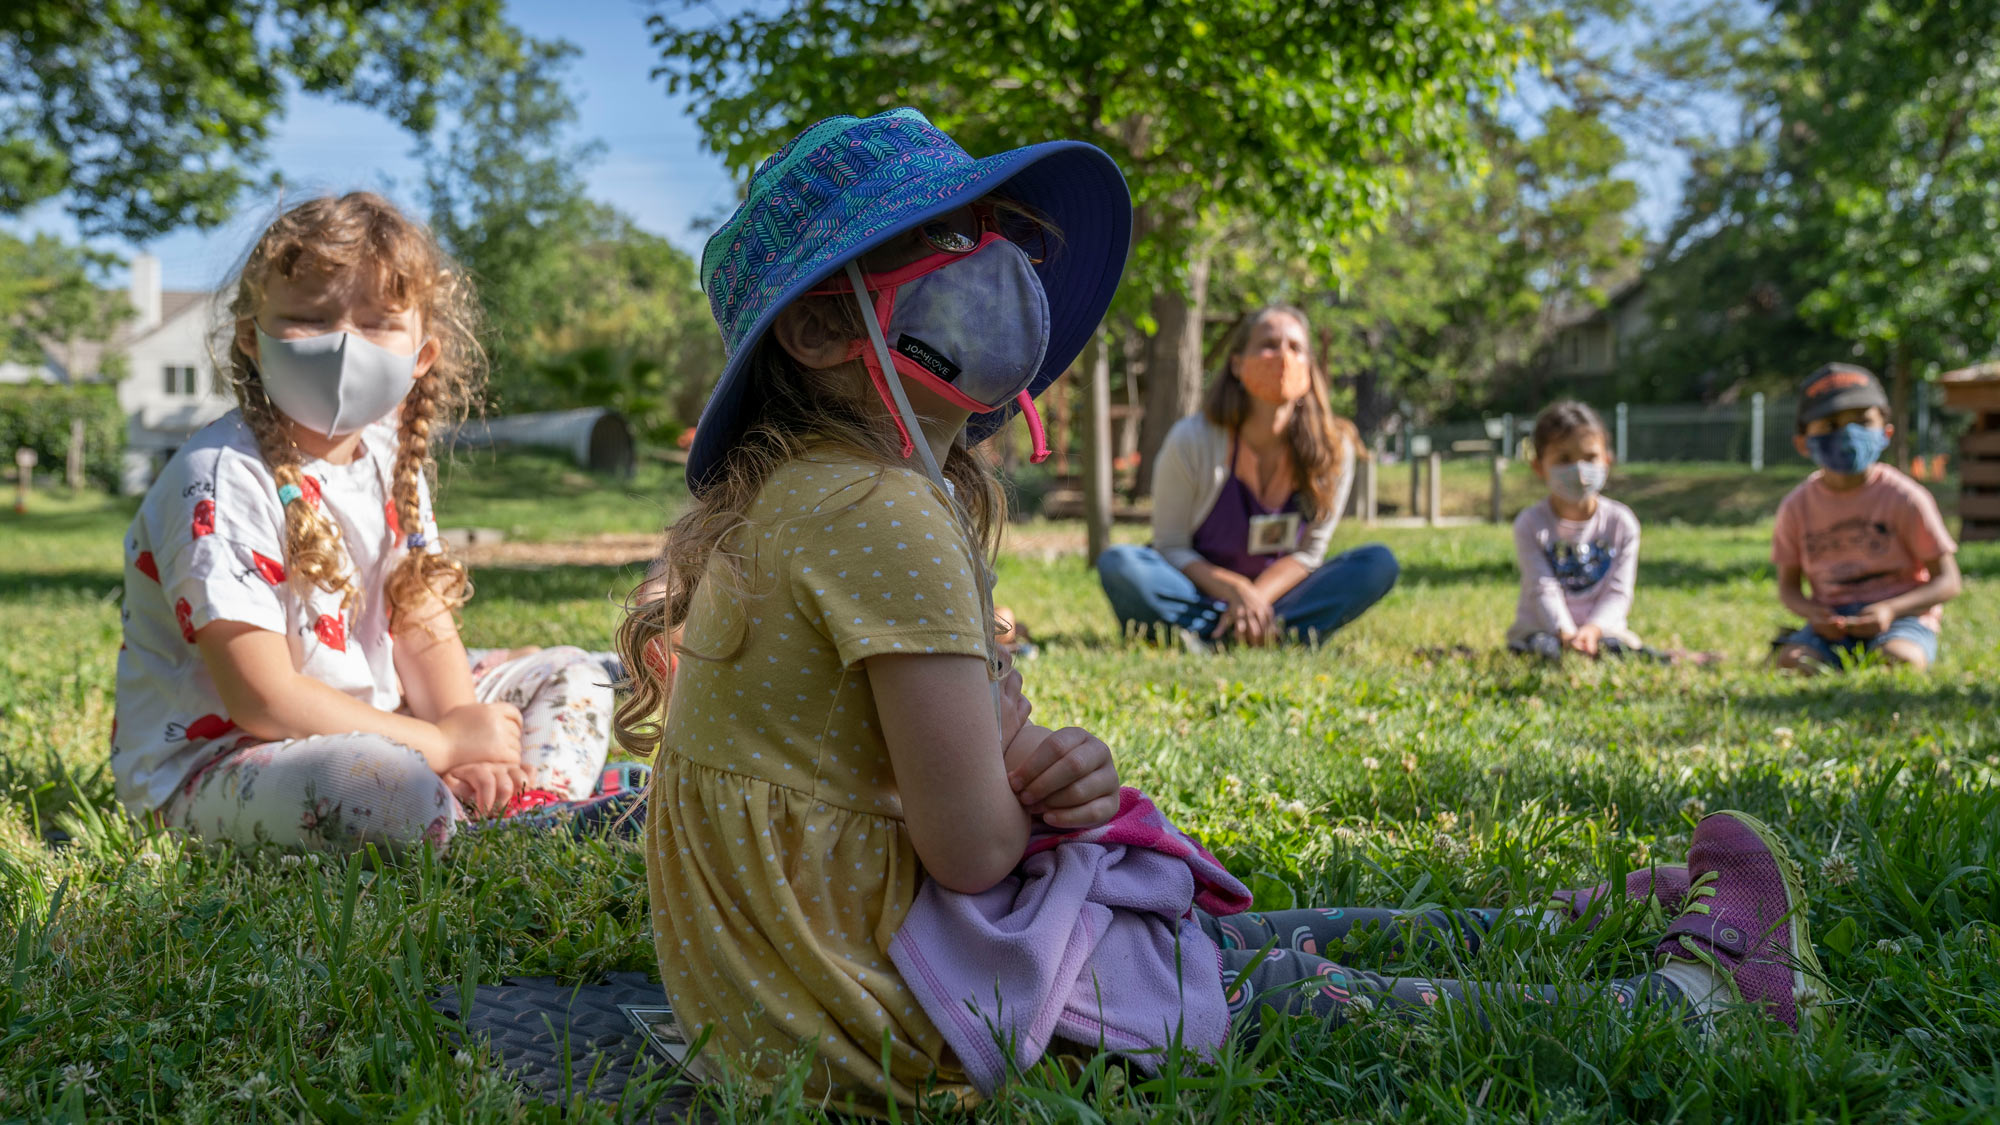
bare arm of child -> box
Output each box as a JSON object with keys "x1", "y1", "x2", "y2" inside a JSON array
[
  {"x1": 392, "y1": 593, "x2": 480, "y2": 721},
  {"x1": 195, "y1": 620, "x2": 523, "y2": 775},
  {"x1": 1848, "y1": 553, "x2": 1961, "y2": 636},
  {"x1": 869, "y1": 652, "x2": 1032, "y2": 895},
  {"x1": 1776, "y1": 564, "x2": 1844, "y2": 638}
]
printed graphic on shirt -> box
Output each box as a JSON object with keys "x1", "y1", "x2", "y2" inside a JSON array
[
  {"x1": 1800, "y1": 517, "x2": 1899, "y2": 587},
  {"x1": 1544, "y1": 539, "x2": 1617, "y2": 594}
]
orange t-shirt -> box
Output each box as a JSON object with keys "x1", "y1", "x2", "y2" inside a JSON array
[{"x1": 1771, "y1": 465, "x2": 1957, "y2": 630}]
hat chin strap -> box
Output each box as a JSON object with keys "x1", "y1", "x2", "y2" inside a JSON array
[{"x1": 847, "y1": 260, "x2": 950, "y2": 494}]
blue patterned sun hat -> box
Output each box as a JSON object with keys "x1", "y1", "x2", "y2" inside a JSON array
[{"x1": 686, "y1": 107, "x2": 1132, "y2": 495}]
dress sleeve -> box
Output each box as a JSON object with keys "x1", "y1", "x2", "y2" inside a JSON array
[
  {"x1": 793, "y1": 468, "x2": 991, "y2": 667},
  {"x1": 153, "y1": 449, "x2": 292, "y2": 639},
  {"x1": 1288, "y1": 441, "x2": 1353, "y2": 571},
  {"x1": 1513, "y1": 507, "x2": 1575, "y2": 636},
  {"x1": 1584, "y1": 506, "x2": 1640, "y2": 630}
]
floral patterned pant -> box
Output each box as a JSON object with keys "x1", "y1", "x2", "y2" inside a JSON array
[
  {"x1": 1200, "y1": 907, "x2": 1686, "y2": 1035},
  {"x1": 163, "y1": 645, "x2": 614, "y2": 852}
]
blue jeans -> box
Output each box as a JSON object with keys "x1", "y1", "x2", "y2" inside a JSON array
[
  {"x1": 1779, "y1": 602, "x2": 1938, "y2": 668},
  {"x1": 1096, "y1": 544, "x2": 1399, "y2": 645}
]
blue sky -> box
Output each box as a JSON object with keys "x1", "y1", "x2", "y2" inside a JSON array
[{"x1": 17, "y1": 0, "x2": 1712, "y2": 293}]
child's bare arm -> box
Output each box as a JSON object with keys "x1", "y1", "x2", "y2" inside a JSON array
[
  {"x1": 392, "y1": 595, "x2": 478, "y2": 721},
  {"x1": 1851, "y1": 553, "x2": 1961, "y2": 635},
  {"x1": 1776, "y1": 564, "x2": 1840, "y2": 636},
  {"x1": 195, "y1": 621, "x2": 520, "y2": 773},
  {"x1": 869, "y1": 652, "x2": 1031, "y2": 894}
]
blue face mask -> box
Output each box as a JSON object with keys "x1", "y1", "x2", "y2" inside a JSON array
[{"x1": 1806, "y1": 423, "x2": 1890, "y2": 474}]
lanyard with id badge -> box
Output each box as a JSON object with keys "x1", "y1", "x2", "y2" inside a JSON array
[{"x1": 1247, "y1": 511, "x2": 1302, "y2": 555}]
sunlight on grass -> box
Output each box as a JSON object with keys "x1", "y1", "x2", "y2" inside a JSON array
[{"x1": 5, "y1": 465, "x2": 1999, "y2": 1120}]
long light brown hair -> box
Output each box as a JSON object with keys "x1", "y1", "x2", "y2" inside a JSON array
[
  {"x1": 1201, "y1": 304, "x2": 1361, "y2": 521},
  {"x1": 221, "y1": 192, "x2": 484, "y2": 622}
]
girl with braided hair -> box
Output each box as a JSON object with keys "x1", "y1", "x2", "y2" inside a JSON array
[{"x1": 113, "y1": 192, "x2": 612, "y2": 852}]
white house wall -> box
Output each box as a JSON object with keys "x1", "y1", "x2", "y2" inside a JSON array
[{"x1": 119, "y1": 302, "x2": 232, "y2": 450}]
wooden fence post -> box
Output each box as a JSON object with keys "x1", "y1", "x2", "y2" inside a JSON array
[
  {"x1": 1359, "y1": 456, "x2": 1378, "y2": 524},
  {"x1": 67, "y1": 418, "x2": 85, "y2": 492},
  {"x1": 1490, "y1": 456, "x2": 1506, "y2": 524},
  {"x1": 1426, "y1": 451, "x2": 1442, "y2": 527},
  {"x1": 1408, "y1": 453, "x2": 1421, "y2": 518},
  {"x1": 1082, "y1": 328, "x2": 1114, "y2": 566},
  {"x1": 14, "y1": 448, "x2": 36, "y2": 514}
]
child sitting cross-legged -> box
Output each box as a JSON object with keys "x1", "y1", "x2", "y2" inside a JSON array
[
  {"x1": 1508, "y1": 400, "x2": 1650, "y2": 660},
  {"x1": 1772, "y1": 363, "x2": 1962, "y2": 673},
  {"x1": 113, "y1": 193, "x2": 613, "y2": 853}
]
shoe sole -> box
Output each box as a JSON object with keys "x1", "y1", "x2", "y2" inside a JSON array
[{"x1": 1712, "y1": 808, "x2": 1825, "y2": 1039}]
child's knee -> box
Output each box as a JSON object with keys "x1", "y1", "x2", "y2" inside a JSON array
[
  {"x1": 1877, "y1": 638, "x2": 1930, "y2": 671},
  {"x1": 321, "y1": 734, "x2": 458, "y2": 850}
]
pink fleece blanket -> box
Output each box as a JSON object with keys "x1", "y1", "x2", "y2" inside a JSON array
[
  {"x1": 889, "y1": 787, "x2": 1251, "y2": 1095},
  {"x1": 1024, "y1": 787, "x2": 1252, "y2": 915}
]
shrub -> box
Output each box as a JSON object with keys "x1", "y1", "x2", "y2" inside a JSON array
[{"x1": 0, "y1": 383, "x2": 126, "y2": 489}]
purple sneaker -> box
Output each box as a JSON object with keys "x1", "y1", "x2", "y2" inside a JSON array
[
  {"x1": 1654, "y1": 810, "x2": 1823, "y2": 1034},
  {"x1": 1551, "y1": 864, "x2": 1692, "y2": 931}
]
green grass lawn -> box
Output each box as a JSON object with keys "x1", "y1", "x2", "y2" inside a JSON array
[{"x1": 5, "y1": 459, "x2": 2000, "y2": 1120}]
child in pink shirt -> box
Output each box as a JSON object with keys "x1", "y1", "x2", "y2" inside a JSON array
[{"x1": 1772, "y1": 363, "x2": 1961, "y2": 672}]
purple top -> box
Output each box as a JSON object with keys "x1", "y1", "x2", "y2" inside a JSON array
[{"x1": 1190, "y1": 433, "x2": 1303, "y2": 579}]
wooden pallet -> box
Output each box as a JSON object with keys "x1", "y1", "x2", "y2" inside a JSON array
[{"x1": 1942, "y1": 365, "x2": 2000, "y2": 541}]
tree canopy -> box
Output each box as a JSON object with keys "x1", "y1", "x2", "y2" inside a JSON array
[{"x1": 2, "y1": 0, "x2": 533, "y2": 241}]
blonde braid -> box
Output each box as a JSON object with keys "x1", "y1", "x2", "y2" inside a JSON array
[
  {"x1": 235, "y1": 357, "x2": 364, "y2": 614},
  {"x1": 383, "y1": 369, "x2": 470, "y2": 628}
]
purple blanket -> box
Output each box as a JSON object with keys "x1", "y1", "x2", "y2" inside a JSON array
[{"x1": 888, "y1": 788, "x2": 1251, "y2": 1094}]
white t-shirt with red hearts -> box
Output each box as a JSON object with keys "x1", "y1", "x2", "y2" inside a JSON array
[{"x1": 113, "y1": 410, "x2": 439, "y2": 814}]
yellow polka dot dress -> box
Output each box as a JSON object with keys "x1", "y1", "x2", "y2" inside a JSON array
[{"x1": 647, "y1": 453, "x2": 991, "y2": 1109}]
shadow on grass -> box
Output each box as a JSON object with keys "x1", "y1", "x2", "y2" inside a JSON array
[
  {"x1": 1395, "y1": 556, "x2": 1773, "y2": 589},
  {"x1": 1725, "y1": 679, "x2": 2000, "y2": 723},
  {"x1": 470, "y1": 563, "x2": 649, "y2": 605},
  {"x1": 0, "y1": 569, "x2": 123, "y2": 602}
]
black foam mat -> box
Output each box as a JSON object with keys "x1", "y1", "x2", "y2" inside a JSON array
[{"x1": 431, "y1": 972, "x2": 697, "y2": 1119}]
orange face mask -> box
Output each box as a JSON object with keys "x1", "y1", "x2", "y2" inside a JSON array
[{"x1": 1236, "y1": 352, "x2": 1310, "y2": 405}]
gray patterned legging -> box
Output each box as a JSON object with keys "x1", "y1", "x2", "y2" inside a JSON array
[
  {"x1": 162, "y1": 646, "x2": 613, "y2": 852},
  {"x1": 1200, "y1": 906, "x2": 1686, "y2": 1034}
]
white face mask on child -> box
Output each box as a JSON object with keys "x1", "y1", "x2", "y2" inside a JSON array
[
  {"x1": 254, "y1": 326, "x2": 422, "y2": 438},
  {"x1": 1549, "y1": 461, "x2": 1608, "y2": 504}
]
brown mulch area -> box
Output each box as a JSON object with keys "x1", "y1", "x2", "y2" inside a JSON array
[
  {"x1": 459, "y1": 523, "x2": 1098, "y2": 569},
  {"x1": 460, "y1": 534, "x2": 661, "y2": 569}
]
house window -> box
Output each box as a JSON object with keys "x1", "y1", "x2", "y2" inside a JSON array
[{"x1": 161, "y1": 365, "x2": 199, "y2": 395}]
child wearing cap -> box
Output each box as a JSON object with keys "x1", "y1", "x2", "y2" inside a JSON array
[{"x1": 1772, "y1": 363, "x2": 1962, "y2": 672}]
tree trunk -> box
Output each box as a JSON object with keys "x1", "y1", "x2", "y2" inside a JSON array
[
  {"x1": 1134, "y1": 249, "x2": 1212, "y2": 496},
  {"x1": 1889, "y1": 339, "x2": 1913, "y2": 470},
  {"x1": 1082, "y1": 326, "x2": 1114, "y2": 566}
]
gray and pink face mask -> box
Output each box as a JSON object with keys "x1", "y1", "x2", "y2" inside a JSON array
[{"x1": 810, "y1": 219, "x2": 1052, "y2": 491}]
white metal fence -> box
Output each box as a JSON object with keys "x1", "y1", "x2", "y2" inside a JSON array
[{"x1": 1401, "y1": 388, "x2": 1947, "y2": 467}]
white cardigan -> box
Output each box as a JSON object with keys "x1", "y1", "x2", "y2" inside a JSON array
[{"x1": 1150, "y1": 415, "x2": 1354, "y2": 573}]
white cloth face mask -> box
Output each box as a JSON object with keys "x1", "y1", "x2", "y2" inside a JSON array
[
  {"x1": 1549, "y1": 461, "x2": 1608, "y2": 503},
  {"x1": 254, "y1": 326, "x2": 422, "y2": 438}
]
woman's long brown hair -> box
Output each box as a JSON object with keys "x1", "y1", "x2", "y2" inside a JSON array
[{"x1": 1201, "y1": 304, "x2": 1361, "y2": 520}]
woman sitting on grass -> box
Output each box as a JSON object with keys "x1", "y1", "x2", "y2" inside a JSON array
[
  {"x1": 1096, "y1": 306, "x2": 1398, "y2": 650},
  {"x1": 615, "y1": 109, "x2": 1825, "y2": 1113},
  {"x1": 113, "y1": 192, "x2": 612, "y2": 852}
]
